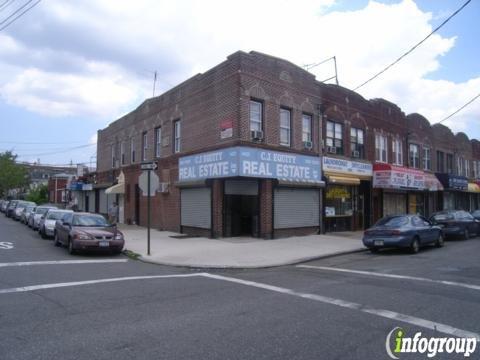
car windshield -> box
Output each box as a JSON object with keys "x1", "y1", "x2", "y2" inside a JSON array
[
  {"x1": 374, "y1": 216, "x2": 409, "y2": 227},
  {"x1": 26, "y1": 206, "x2": 35, "y2": 211},
  {"x1": 72, "y1": 214, "x2": 110, "y2": 227},
  {"x1": 36, "y1": 208, "x2": 53, "y2": 215},
  {"x1": 473, "y1": 210, "x2": 480, "y2": 217},
  {"x1": 46, "y1": 211, "x2": 69, "y2": 220},
  {"x1": 431, "y1": 213, "x2": 454, "y2": 221}
]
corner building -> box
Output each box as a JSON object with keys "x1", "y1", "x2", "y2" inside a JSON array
[{"x1": 95, "y1": 51, "x2": 480, "y2": 238}]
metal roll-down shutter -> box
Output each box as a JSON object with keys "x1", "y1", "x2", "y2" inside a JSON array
[
  {"x1": 181, "y1": 187, "x2": 211, "y2": 229},
  {"x1": 274, "y1": 187, "x2": 319, "y2": 229}
]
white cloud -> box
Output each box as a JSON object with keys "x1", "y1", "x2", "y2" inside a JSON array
[{"x1": 0, "y1": 0, "x2": 478, "y2": 138}]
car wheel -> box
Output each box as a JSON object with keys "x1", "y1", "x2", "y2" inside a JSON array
[
  {"x1": 53, "y1": 233, "x2": 60, "y2": 247},
  {"x1": 68, "y1": 239, "x2": 76, "y2": 255},
  {"x1": 435, "y1": 233, "x2": 444, "y2": 248},
  {"x1": 40, "y1": 228, "x2": 47, "y2": 239},
  {"x1": 410, "y1": 237, "x2": 420, "y2": 254},
  {"x1": 464, "y1": 228, "x2": 470, "y2": 240}
]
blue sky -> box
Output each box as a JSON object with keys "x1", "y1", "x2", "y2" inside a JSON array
[{"x1": 0, "y1": 0, "x2": 478, "y2": 165}]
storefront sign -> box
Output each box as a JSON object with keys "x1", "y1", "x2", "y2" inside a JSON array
[
  {"x1": 179, "y1": 146, "x2": 322, "y2": 183},
  {"x1": 68, "y1": 181, "x2": 84, "y2": 191},
  {"x1": 322, "y1": 157, "x2": 373, "y2": 176},
  {"x1": 373, "y1": 163, "x2": 425, "y2": 190},
  {"x1": 435, "y1": 173, "x2": 468, "y2": 191}
]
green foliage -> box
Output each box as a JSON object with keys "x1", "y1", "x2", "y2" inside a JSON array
[
  {"x1": 0, "y1": 151, "x2": 28, "y2": 197},
  {"x1": 26, "y1": 184, "x2": 49, "y2": 204}
]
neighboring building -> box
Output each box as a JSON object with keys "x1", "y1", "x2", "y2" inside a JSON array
[
  {"x1": 93, "y1": 50, "x2": 480, "y2": 238},
  {"x1": 47, "y1": 173, "x2": 74, "y2": 206},
  {"x1": 21, "y1": 163, "x2": 77, "y2": 189}
]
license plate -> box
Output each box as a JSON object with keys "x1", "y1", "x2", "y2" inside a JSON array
[
  {"x1": 374, "y1": 240, "x2": 384, "y2": 246},
  {"x1": 99, "y1": 241, "x2": 110, "y2": 247}
]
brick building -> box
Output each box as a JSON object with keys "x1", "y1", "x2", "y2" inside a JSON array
[{"x1": 92, "y1": 50, "x2": 480, "y2": 238}]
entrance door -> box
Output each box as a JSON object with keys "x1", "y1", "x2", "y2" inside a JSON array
[{"x1": 224, "y1": 194, "x2": 259, "y2": 237}]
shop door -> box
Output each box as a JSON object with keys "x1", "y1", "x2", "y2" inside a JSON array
[{"x1": 224, "y1": 180, "x2": 259, "y2": 237}]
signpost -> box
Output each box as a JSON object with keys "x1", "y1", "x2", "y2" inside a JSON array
[{"x1": 139, "y1": 162, "x2": 158, "y2": 255}]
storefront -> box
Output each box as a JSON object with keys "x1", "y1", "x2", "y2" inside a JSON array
[
  {"x1": 322, "y1": 157, "x2": 373, "y2": 232},
  {"x1": 467, "y1": 182, "x2": 480, "y2": 211},
  {"x1": 178, "y1": 146, "x2": 324, "y2": 238},
  {"x1": 435, "y1": 173, "x2": 468, "y2": 211}
]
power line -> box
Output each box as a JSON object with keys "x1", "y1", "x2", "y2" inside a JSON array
[
  {"x1": 435, "y1": 92, "x2": 480, "y2": 125},
  {"x1": 0, "y1": 0, "x2": 16, "y2": 12},
  {"x1": 0, "y1": 140, "x2": 90, "y2": 145},
  {"x1": 0, "y1": 0, "x2": 41, "y2": 32},
  {"x1": 6, "y1": 143, "x2": 96, "y2": 157},
  {"x1": 353, "y1": 0, "x2": 471, "y2": 91}
]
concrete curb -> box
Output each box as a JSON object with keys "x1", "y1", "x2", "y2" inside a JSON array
[{"x1": 126, "y1": 247, "x2": 368, "y2": 269}]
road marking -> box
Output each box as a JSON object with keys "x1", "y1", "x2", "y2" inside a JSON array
[
  {"x1": 0, "y1": 242, "x2": 14, "y2": 250},
  {"x1": 296, "y1": 265, "x2": 480, "y2": 292},
  {"x1": 0, "y1": 259, "x2": 129, "y2": 268},
  {"x1": 0, "y1": 272, "x2": 478, "y2": 341},
  {"x1": 201, "y1": 273, "x2": 480, "y2": 341}
]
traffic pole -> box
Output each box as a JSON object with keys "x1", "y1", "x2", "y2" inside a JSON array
[{"x1": 147, "y1": 169, "x2": 151, "y2": 255}]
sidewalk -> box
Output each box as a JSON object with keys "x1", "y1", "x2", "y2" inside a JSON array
[{"x1": 118, "y1": 224, "x2": 366, "y2": 268}]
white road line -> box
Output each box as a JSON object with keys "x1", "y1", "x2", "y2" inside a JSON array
[
  {"x1": 201, "y1": 273, "x2": 480, "y2": 341},
  {"x1": 0, "y1": 273, "x2": 204, "y2": 294},
  {"x1": 0, "y1": 271, "x2": 478, "y2": 341},
  {"x1": 0, "y1": 259, "x2": 129, "y2": 268},
  {"x1": 296, "y1": 265, "x2": 480, "y2": 292}
]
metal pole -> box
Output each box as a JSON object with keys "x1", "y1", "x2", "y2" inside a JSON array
[{"x1": 147, "y1": 170, "x2": 151, "y2": 255}]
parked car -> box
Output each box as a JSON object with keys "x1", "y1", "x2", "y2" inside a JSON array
[
  {"x1": 12, "y1": 201, "x2": 36, "y2": 221},
  {"x1": 38, "y1": 209, "x2": 73, "y2": 239},
  {"x1": 362, "y1": 214, "x2": 444, "y2": 254},
  {"x1": 0, "y1": 199, "x2": 8, "y2": 213},
  {"x1": 54, "y1": 212, "x2": 124, "y2": 255},
  {"x1": 471, "y1": 210, "x2": 480, "y2": 221},
  {"x1": 29, "y1": 205, "x2": 58, "y2": 230},
  {"x1": 20, "y1": 205, "x2": 36, "y2": 224},
  {"x1": 430, "y1": 210, "x2": 480, "y2": 239},
  {"x1": 5, "y1": 200, "x2": 19, "y2": 218}
]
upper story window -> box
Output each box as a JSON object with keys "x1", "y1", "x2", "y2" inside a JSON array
[
  {"x1": 465, "y1": 159, "x2": 470, "y2": 177},
  {"x1": 130, "y1": 137, "x2": 136, "y2": 163},
  {"x1": 250, "y1": 100, "x2": 263, "y2": 132},
  {"x1": 409, "y1": 144, "x2": 420, "y2": 168},
  {"x1": 423, "y1": 147, "x2": 431, "y2": 171},
  {"x1": 350, "y1": 127, "x2": 364, "y2": 158},
  {"x1": 174, "y1": 120, "x2": 181, "y2": 153},
  {"x1": 111, "y1": 144, "x2": 116, "y2": 168},
  {"x1": 279, "y1": 108, "x2": 291, "y2": 147},
  {"x1": 142, "y1": 131, "x2": 148, "y2": 161},
  {"x1": 436, "y1": 151, "x2": 445, "y2": 173},
  {"x1": 155, "y1": 127, "x2": 162, "y2": 158},
  {"x1": 326, "y1": 121, "x2": 343, "y2": 155},
  {"x1": 120, "y1": 141, "x2": 125, "y2": 165},
  {"x1": 375, "y1": 134, "x2": 387, "y2": 163},
  {"x1": 446, "y1": 153, "x2": 454, "y2": 174},
  {"x1": 302, "y1": 114, "x2": 312, "y2": 143},
  {"x1": 392, "y1": 138, "x2": 403, "y2": 165},
  {"x1": 457, "y1": 156, "x2": 464, "y2": 176}
]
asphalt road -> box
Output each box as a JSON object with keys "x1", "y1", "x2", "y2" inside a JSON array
[{"x1": 1, "y1": 214, "x2": 479, "y2": 360}]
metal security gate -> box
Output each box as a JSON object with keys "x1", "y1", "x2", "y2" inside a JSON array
[
  {"x1": 181, "y1": 187, "x2": 211, "y2": 229},
  {"x1": 274, "y1": 187, "x2": 319, "y2": 229}
]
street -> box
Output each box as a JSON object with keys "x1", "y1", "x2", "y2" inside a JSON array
[{"x1": 1, "y1": 214, "x2": 479, "y2": 360}]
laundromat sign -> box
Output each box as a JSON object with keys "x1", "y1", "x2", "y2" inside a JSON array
[
  {"x1": 179, "y1": 146, "x2": 321, "y2": 183},
  {"x1": 322, "y1": 157, "x2": 373, "y2": 176}
]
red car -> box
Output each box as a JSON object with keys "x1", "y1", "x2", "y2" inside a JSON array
[{"x1": 54, "y1": 212, "x2": 124, "y2": 255}]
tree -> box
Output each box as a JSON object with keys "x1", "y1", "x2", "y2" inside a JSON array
[
  {"x1": 26, "y1": 184, "x2": 48, "y2": 204},
  {"x1": 0, "y1": 151, "x2": 28, "y2": 198}
]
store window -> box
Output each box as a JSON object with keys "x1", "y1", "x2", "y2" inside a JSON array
[
  {"x1": 409, "y1": 144, "x2": 420, "y2": 168},
  {"x1": 392, "y1": 138, "x2": 403, "y2": 165},
  {"x1": 375, "y1": 134, "x2": 387, "y2": 163},
  {"x1": 325, "y1": 185, "x2": 352, "y2": 217},
  {"x1": 408, "y1": 193, "x2": 425, "y2": 215},
  {"x1": 444, "y1": 192, "x2": 455, "y2": 210},
  {"x1": 326, "y1": 121, "x2": 343, "y2": 155},
  {"x1": 383, "y1": 193, "x2": 406, "y2": 216},
  {"x1": 423, "y1": 147, "x2": 431, "y2": 171},
  {"x1": 350, "y1": 127, "x2": 364, "y2": 158}
]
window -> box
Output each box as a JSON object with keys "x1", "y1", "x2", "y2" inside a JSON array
[
  {"x1": 142, "y1": 131, "x2": 148, "y2": 161},
  {"x1": 120, "y1": 141, "x2": 125, "y2": 165},
  {"x1": 326, "y1": 121, "x2": 343, "y2": 155},
  {"x1": 409, "y1": 144, "x2": 420, "y2": 168},
  {"x1": 392, "y1": 138, "x2": 403, "y2": 165},
  {"x1": 302, "y1": 114, "x2": 312, "y2": 143},
  {"x1": 474, "y1": 161, "x2": 478, "y2": 179},
  {"x1": 111, "y1": 144, "x2": 115, "y2": 168},
  {"x1": 375, "y1": 134, "x2": 387, "y2": 162},
  {"x1": 436, "y1": 151, "x2": 445, "y2": 173},
  {"x1": 457, "y1": 156, "x2": 464, "y2": 176},
  {"x1": 250, "y1": 100, "x2": 263, "y2": 132},
  {"x1": 279, "y1": 108, "x2": 291, "y2": 146},
  {"x1": 423, "y1": 147, "x2": 431, "y2": 170},
  {"x1": 465, "y1": 159, "x2": 470, "y2": 178},
  {"x1": 155, "y1": 127, "x2": 162, "y2": 158},
  {"x1": 174, "y1": 120, "x2": 181, "y2": 153},
  {"x1": 350, "y1": 128, "x2": 364, "y2": 158},
  {"x1": 446, "y1": 153, "x2": 454, "y2": 174},
  {"x1": 130, "y1": 137, "x2": 136, "y2": 163}
]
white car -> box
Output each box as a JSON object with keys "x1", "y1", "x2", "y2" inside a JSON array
[
  {"x1": 38, "y1": 209, "x2": 73, "y2": 239},
  {"x1": 30, "y1": 206, "x2": 57, "y2": 230}
]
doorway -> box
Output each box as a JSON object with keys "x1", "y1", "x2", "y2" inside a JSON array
[{"x1": 224, "y1": 194, "x2": 259, "y2": 237}]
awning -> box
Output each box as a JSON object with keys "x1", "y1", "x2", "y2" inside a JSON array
[
  {"x1": 277, "y1": 179, "x2": 325, "y2": 188},
  {"x1": 327, "y1": 175, "x2": 360, "y2": 185},
  {"x1": 468, "y1": 183, "x2": 480, "y2": 193},
  {"x1": 424, "y1": 173, "x2": 443, "y2": 192},
  {"x1": 105, "y1": 183, "x2": 125, "y2": 194}
]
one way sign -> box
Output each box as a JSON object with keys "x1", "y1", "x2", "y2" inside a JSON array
[{"x1": 141, "y1": 162, "x2": 158, "y2": 170}]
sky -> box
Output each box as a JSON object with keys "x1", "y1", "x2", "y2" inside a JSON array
[{"x1": 0, "y1": 0, "x2": 478, "y2": 166}]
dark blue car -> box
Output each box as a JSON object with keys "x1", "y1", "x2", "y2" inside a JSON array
[
  {"x1": 430, "y1": 210, "x2": 480, "y2": 239},
  {"x1": 363, "y1": 215, "x2": 444, "y2": 254}
]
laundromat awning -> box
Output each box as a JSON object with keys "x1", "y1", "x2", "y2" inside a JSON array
[
  {"x1": 468, "y1": 183, "x2": 480, "y2": 193},
  {"x1": 105, "y1": 183, "x2": 125, "y2": 194},
  {"x1": 327, "y1": 175, "x2": 361, "y2": 185},
  {"x1": 277, "y1": 179, "x2": 325, "y2": 188}
]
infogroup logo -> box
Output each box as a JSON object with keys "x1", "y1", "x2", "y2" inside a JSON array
[{"x1": 385, "y1": 327, "x2": 478, "y2": 359}]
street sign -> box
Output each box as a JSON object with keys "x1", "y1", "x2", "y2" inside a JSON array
[
  {"x1": 141, "y1": 162, "x2": 158, "y2": 170},
  {"x1": 139, "y1": 171, "x2": 159, "y2": 196}
]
